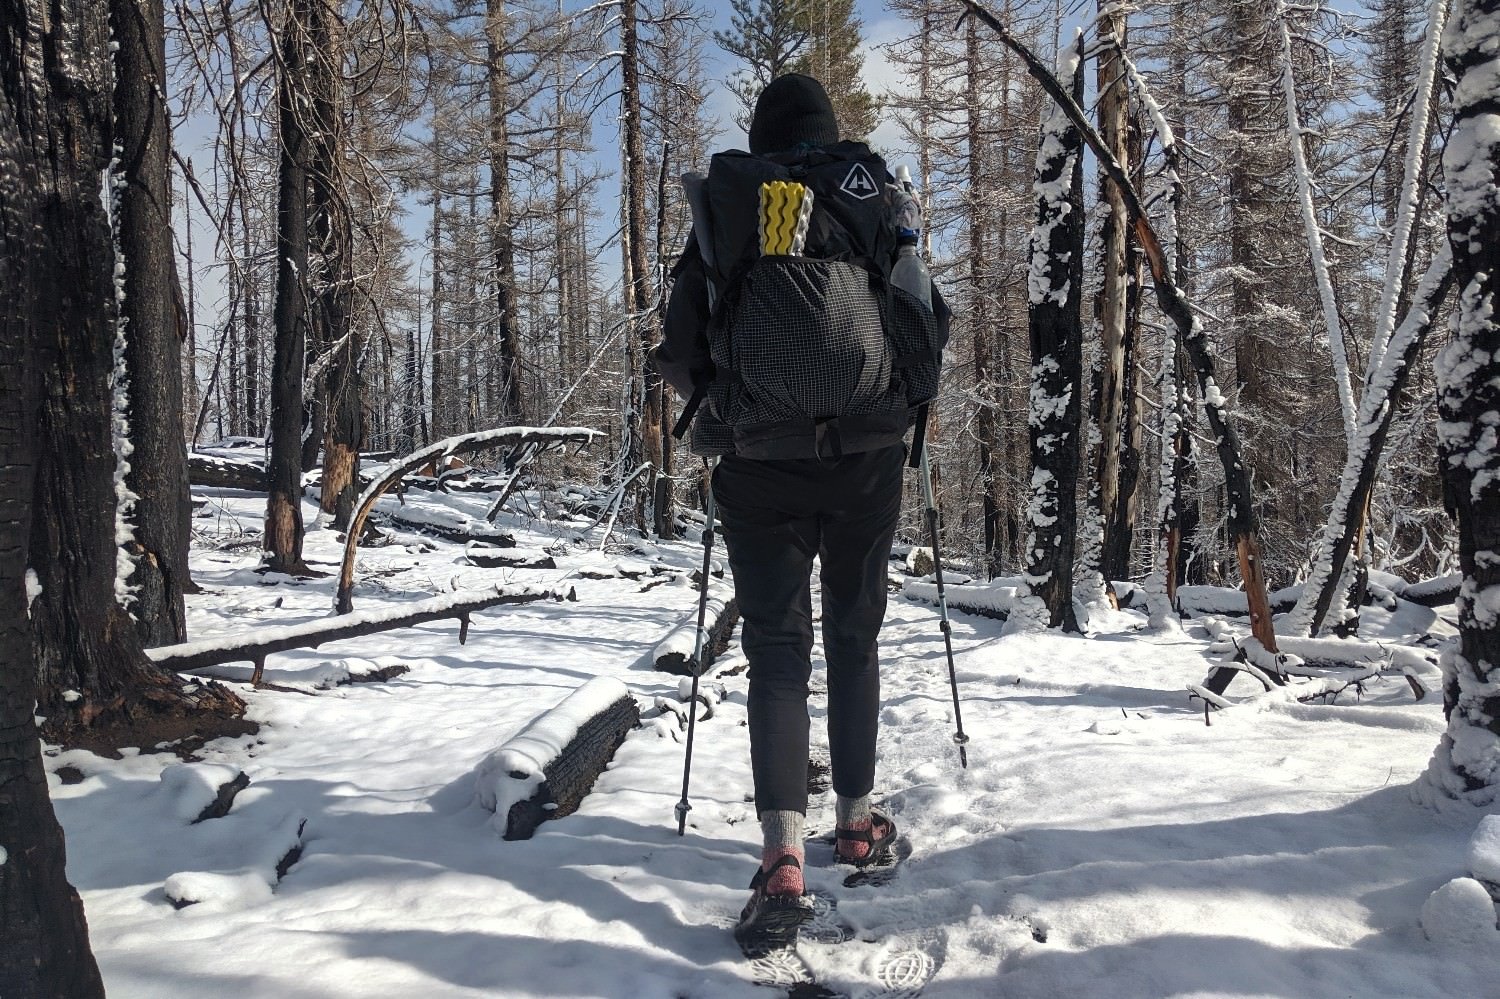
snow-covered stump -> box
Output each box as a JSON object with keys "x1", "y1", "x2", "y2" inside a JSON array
[
  {"x1": 475, "y1": 677, "x2": 640, "y2": 841},
  {"x1": 652, "y1": 594, "x2": 739, "y2": 676}
]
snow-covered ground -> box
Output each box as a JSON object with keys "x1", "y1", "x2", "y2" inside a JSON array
[{"x1": 46, "y1": 484, "x2": 1500, "y2": 998}]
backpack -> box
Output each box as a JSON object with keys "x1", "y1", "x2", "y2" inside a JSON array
[{"x1": 678, "y1": 141, "x2": 942, "y2": 461}]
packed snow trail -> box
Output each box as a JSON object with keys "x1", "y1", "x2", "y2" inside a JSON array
[{"x1": 45, "y1": 486, "x2": 1500, "y2": 997}]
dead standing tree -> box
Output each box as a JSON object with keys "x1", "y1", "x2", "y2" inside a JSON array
[
  {"x1": 112, "y1": 0, "x2": 195, "y2": 646},
  {"x1": 265, "y1": 0, "x2": 317, "y2": 575},
  {"x1": 959, "y1": 1, "x2": 1282, "y2": 682},
  {"x1": 1418, "y1": 0, "x2": 1500, "y2": 806},
  {"x1": 1012, "y1": 30, "x2": 1086, "y2": 633}
]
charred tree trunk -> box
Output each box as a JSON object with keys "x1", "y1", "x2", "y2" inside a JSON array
[
  {"x1": 111, "y1": 0, "x2": 193, "y2": 645},
  {"x1": 0, "y1": 4, "x2": 109, "y2": 991},
  {"x1": 1020, "y1": 37, "x2": 1086, "y2": 632},
  {"x1": 653, "y1": 144, "x2": 676, "y2": 539},
  {"x1": 265, "y1": 0, "x2": 315, "y2": 574},
  {"x1": 1093, "y1": 5, "x2": 1142, "y2": 584},
  {"x1": 1421, "y1": 0, "x2": 1500, "y2": 805},
  {"x1": 966, "y1": 15, "x2": 1001, "y2": 579},
  {"x1": 308, "y1": 0, "x2": 358, "y2": 529},
  {"x1": 488, "y1": 0, "x2": 526, "y2": 422},
  {"x1": 621, "y1": 0, "x2": 664, "y2": 536}
]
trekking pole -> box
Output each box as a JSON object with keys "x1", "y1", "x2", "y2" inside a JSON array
[
  {"x1": 916, "y1": 430, "x2": 970, "y2": 768},
  {"x1": 676, "y1": 459, "x2": 719, "y2": 835}
]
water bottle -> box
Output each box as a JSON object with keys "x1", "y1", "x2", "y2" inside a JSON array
[
  {"x1": 891, "y1": 241, "x2": 932, "y2": 313},
  {"x1": 890, "y1": 166, "x2": 932, "y2": 313}
]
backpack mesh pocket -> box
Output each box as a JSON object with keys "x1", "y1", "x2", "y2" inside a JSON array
[
  {"x1": 716, "y1": 258, "x2": 892, "y2": 426},
  {"x1": 888, "y1": 286, "x2": 942, "y2": 407}
]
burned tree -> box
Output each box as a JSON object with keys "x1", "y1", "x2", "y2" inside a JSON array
[
  {"x1": 112, "y1": 0, "x2": 194, "y2": 645},
  {"x1": 1418, "y1": 0, "x2": 1500, "y2": 806},
  {"x1": 1013, "y1": 32, "x2": 1086, "y2": 633}
]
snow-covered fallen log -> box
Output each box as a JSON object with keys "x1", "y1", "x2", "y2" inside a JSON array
[
  {"x1": 189, "y1": 452, "x2": 266, "y2": 491},
  {"x1": 903, "y1": 579, "x2": 1017, "y2": 622},
  {"x1": 1175, "y1": 584, "x2": 1301, "y2": 619},
  {"x1": 1399, "y1": 574, "x2": 1462, "y2": 608},
  {"x1": 463, "y1": 543, "x2": 556, "y2": 570},
  {"x1": 1191, "y1": 616, "x2": 1436, "y2": 711},
  {"x1": 474, "y1": 677, "x2": 640, "y2": 841},
  {"x1": 148, "y1": 584, "x2": 566, "y2": 685},
  {"x1": 163, "y1": 812, "x2": 307, "y2": 911},
  {"x1": 652, "y1": 593, "x2": 739, "y2": 675},
  {"x1": 376, "y1": 504, "x2": 517, "y2": 547}
]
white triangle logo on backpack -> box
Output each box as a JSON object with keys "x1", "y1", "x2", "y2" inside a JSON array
[{"x1": 839, "y1": 163, "x2": 879, "y2": 200}]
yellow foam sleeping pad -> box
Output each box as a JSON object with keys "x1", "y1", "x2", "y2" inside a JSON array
[{"x1": 759, "y1": 181, "x2": 814, "y2": 256}]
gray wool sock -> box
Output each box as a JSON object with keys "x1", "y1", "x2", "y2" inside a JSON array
[
  {"x1": 836, "y1": 794, "x2": 872, "y2": 830},
  {"x1": 760, "y1": 809, "x2": 806, "y2": 855}
]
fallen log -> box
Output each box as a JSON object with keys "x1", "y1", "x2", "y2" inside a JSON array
[
  {"x1": 189, "y1": 452, "x2": 266, "y2": 491},
  {"x1": 474, "y1": 677, "x2": 640, "y2": 841},
  {"x1": 652, "y1": 595, "x2": 740, "y2": 675},
  {"x1": 464, "y1": 544, "x2": 556, "y2": 570},
  {"x1": 378, "y1": 507, "x2": 518, "y2": 547},
  {"x1": 903, "y1": 579, "x2": 1014, "y2": 621},
  {"x1": 148, "y1": 584, "x2": 568, "y2": 685},
  {"x1": 337, "y1": 426, "x2": 599, "y2": 613},
  {"x1": 1401, "y1": 574, "x2": 1461, "y2": 608}
]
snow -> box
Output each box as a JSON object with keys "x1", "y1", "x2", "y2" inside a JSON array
[
  {"x1": 40, "y1": 484, "x2": 1500, "y2": 997},
  {"x1": 104, "y1": 147, "x2": 140, "y2": 611},
  {"x1": 25, "y1": 568, "x2": 41, "y2": 611},
  {"x1": 157, "y1": 763, "x2": 245, "y2": 823},
  {"x1": 1420, "y1": 878, "x2": 1500, "y2": 945},
  {"x1": 1470, "y1": 814, "x2": 1500, "y2": 887}
]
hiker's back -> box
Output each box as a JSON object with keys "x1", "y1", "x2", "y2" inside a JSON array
[{"x1": 694, "y1": 142, "x2": 941, "y2": 461}]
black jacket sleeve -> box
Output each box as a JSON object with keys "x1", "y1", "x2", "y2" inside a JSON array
[{"x1": 652, "y1": 235, "x2": 714, "y2": 400}]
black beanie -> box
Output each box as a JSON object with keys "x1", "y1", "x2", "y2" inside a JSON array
[{"x1": 748, "y1": 74, "x2": 839, "y2": 155}]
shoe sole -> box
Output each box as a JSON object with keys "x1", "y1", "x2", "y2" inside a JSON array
[{"x1": 735, "y1": 897, "x2": 814, "y2": 957}]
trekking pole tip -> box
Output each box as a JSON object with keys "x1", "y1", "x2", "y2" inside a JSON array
[{"x1": 675, "y1": 799, "x2": 691, "y2": 835}]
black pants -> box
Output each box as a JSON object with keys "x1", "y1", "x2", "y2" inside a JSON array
[{"x1": 713, "y1": 445, "x2": 904, "y2": 815}]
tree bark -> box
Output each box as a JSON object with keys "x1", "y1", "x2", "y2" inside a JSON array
[
  {"x1": 966, "y1": 14, "x2": 1002, "y2": 579},
  {"x1": 265, "y1": 0, "x2": 315, "y2": 574},
  {"x1": 621, "y1": 0, "x2": 664, "y2": 536},
  {"x1": 0, "y1": 4, "x2": 109, "y2": 991},
  {"x1": 1421, "y1": 0, "x2": 1500, "y2": 805},
  {"x1": 308, "y1": 0, "x2": 358, "y2": 529},
  {"x1": 112, "y1": 0, "x2": 193, "y2": 646},
  {"x1": 488, "y1": 0, "x2": 526, "y2": 422},
  {"x1": 1093, "y1": 4, "x2": 1142, "y2": 583}
]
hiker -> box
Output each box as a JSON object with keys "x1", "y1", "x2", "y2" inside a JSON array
[{"x1": 652, "y1": 74, "x2": 950, "y2": 953}]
